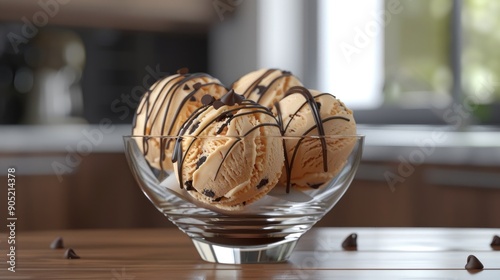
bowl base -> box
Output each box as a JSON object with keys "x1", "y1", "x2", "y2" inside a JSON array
[{"x1": 192, "y1": 238, "x2": 299, "y2": 264}]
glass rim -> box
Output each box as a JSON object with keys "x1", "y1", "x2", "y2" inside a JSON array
[{"x1": 123, "y1": 135, "x2": 364, "y2": 139}]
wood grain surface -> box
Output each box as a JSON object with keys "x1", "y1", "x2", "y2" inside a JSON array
[{"x1": 1, "y1": 227, "x2": 500, "y2": 279}]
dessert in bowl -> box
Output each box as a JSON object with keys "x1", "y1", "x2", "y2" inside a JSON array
[{"x1": 123, "y1": 69, "x2": 364, "y2": 264}]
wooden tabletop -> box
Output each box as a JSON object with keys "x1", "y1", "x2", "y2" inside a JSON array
[{"x1": 2, "y1": 227, "x2": 500, "y2": 279}]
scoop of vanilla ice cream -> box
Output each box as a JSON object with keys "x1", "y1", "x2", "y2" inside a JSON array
[
  {"x1": 274, "y1": 88, "x2": 356, "y2": 189},
  {"x1": 173, "y1": 92, "x2": 284, "y2": 211},
  {"x1": 132, "y1": 72, "x2": 227, "y2": 171},
  {"x1": 231, "y1": 68, "x2": 303, "y2": 109}
]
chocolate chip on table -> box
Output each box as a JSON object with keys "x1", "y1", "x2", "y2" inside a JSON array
[
  {"x1": 491, "y1": 235, "x2": 500, "y2": 249},
  {"x1": 64, "y1": 248, "x2": 80, "y2": 259},
  {"x1": 50, "y1": 237, "x2": 64, "y2": 249},
  {"x1": 465, "y1": 255, "x2": 483, "y2": 270},
  {"x1": 341, "y1": 233, "x2": 358, "y2": 251}
]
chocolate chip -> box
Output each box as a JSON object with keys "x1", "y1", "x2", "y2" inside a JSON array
[
  {"x1": 308, "y1": 183, "x2": 323, "y2": 189},
  {"x1": 64, "y1": 248, "x2": 80, "y2": 259},
  {"x1": 491, "y1": 235, "x2": 500, "y2": 249},
  {"x1": 316, "y1": 102, "x2": 322, "y2": 110},
  {"x1": 256, "y1": 179, "x2": 269, "y2": 189},
  {"x1": 189, "y1": 122, "x2": 200, "y2": 134},
  {"x1": 341, "y1": 233, "x2": 357, "y2": 250},
  {"x1": 219, "y1": 89, "x2": 245, "y2": 106},
  {"x1": 465, "y1": 255, "x2": 484, "y2": 270},
  {"x1": 213, "y1": 100, "x2": 224, "y2": 110},
  {"x1": 183, "y1": 84, "x2": 190, "y2": 91},
  {"x1": 177, "y1": 67, "x2": 189, "y2": 75},
  {"x1": 189, "y1": 96, "x2": 196, "y2": 102},
  {"x1": 201, "y1": 94, "x2": 215, "y2": 105},
  {"x1": 282, "y1": 70, "x2": 291, "y2": 75},
  {"x1": 196, "y1": 156, "x2": 207, "y2": 169},
  {"x1": 213, "y1": 197, "x2": 223, "y2": 202},
  {"x1": 184, "y1": 180, "x2": 194, "y2": 191},
  {"x1": 255, "y1": 85, "x2": 266, "y2": 95},
  {"x1": 202, "y1": 189, "x2": 215, "y2": 198},
  {"x1": 193, "y1": 82, "x2": 202, "y2": 90},
  {"x1": 50, "y1": 237, "x2": 64, "y2": 249},
  {"x1": 216, "y1": 112, "x2": 233, "y2": 122}
]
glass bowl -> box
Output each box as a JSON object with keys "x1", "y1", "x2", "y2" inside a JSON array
[{"x1": 123, "y1": 135, "x2": 364, "y2": 264}]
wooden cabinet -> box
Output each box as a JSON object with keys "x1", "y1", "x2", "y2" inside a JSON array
[{"x1": 318, "y1": 162, "x2": 500, "y2": 228}]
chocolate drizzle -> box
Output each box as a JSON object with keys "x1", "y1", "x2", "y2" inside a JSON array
[
  {"x1": 135, "y1": 69, "x2": 354, "y2": 203},
  {"x1": 231, "y1": 69, "x2": 297, "y2": 105},
  {"x1": 132, "y1": 71, "x2": 227, "y2": 174},
  {"x1": 274, "y1": 87, "x2": 351, "y2": 192},
  {"x1": 172, "y1": 96, "x2": 280, "y2": 191}
]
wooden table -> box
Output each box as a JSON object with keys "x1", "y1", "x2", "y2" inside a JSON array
[{"x1": 2, "y1": 227, "x2": 500, "y2": 279}]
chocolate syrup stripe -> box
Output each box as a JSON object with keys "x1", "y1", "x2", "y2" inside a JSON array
[
  {"x1": 285, "y1": 115, "x2": 351, "y2": 192},
  {"x1": 275, "y1": 88, "x2": 351, "y2": 192},
  {"x1": 173, "y1": 102, "x2": 280, "y2": 188},
  {"x1": 277, "y1": 87, "x2": 328, "y2": 173},
  {"x1": 281, "y1": 92, "x2": 332, "y2": 133},
  {"x1": 232, "y1": 69, "x2": 293, "y2": 101},
  {"x1": 214, "y1": 123, "x2": 281, "y2": 180},
  {"x1": 134, "y1": 74, "x2": 185, "y2": 159},
  {"x1": 254, "y1": 72, "x2": 295, "y2": 104},
  {"x1": 134, "y1": 73, "x2": 225, "y2": 177},
  {"x1": 133, "y1": 79, "x2": 166, "y2": 156},
  {"x1": 231, "y1": 69, "x2": 275, "y2": 97}
]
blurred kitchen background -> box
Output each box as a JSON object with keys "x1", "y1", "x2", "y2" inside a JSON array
[{"x1": 1, "y1": 0, "x2": 499, "y2": 230}]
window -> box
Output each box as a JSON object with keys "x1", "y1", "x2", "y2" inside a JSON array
[{"x1": 318, "y1": 0, "x2": 500, "y2": 124}]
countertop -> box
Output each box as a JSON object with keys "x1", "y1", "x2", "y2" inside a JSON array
[
  {"x1": 1, "y1": 227, "x2": 500, "y2": 279},
  {"x1": 2, "y1": 124, "x2": 500, "y2": 166}
]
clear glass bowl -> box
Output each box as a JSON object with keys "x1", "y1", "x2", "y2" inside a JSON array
[{"x1": 123, "y1": 135, "x2": 364, "y2": 264}]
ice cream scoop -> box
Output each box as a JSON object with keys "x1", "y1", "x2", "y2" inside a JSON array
[
  {"x1": 132, "y1": 69, "x2": 227, "y2": 172},
  {"x1": 231, "y1": 68, "x2": 303, "y2": 109},
  {"x1": 274, "y1": 87, "x2": 356, "y2": 190},
  {"x1": 172, "y1": 90, "x2": 284, "y2": 210}
]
